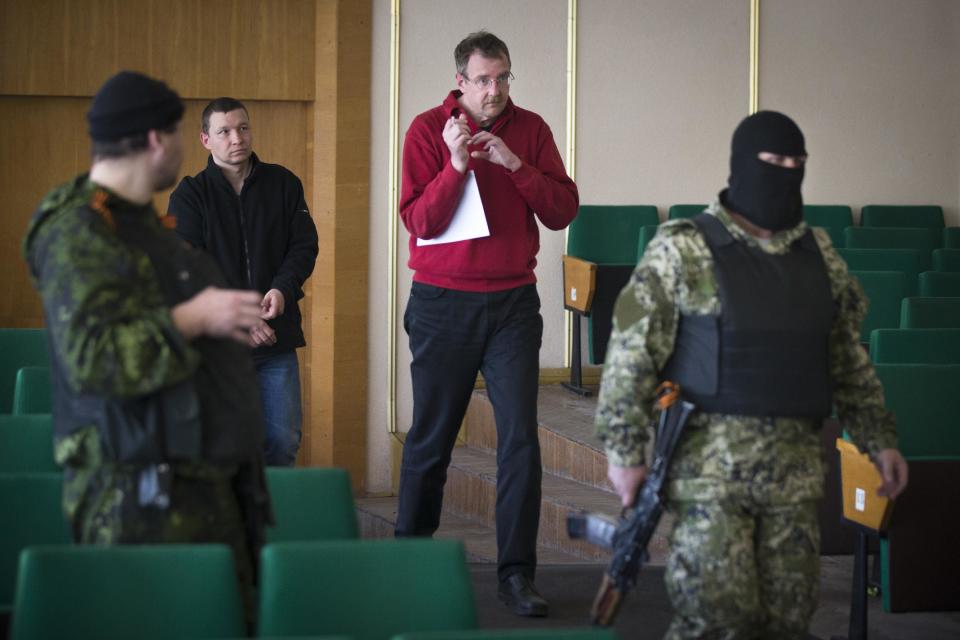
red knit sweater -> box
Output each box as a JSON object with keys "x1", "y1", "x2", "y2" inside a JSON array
[{"x1": 400, "y1": 91, "x2": 579, "y2": 292}]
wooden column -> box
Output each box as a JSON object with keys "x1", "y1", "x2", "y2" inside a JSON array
[{"x1": 302, "y1": 0, "x2": 371, "y2": 492}]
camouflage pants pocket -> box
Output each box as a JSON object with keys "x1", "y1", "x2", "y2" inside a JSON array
[{"x1": 663, "y1": 499, "x2": 819, "y2": 640}]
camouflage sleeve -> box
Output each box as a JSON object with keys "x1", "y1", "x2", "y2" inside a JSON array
[
  {"x1": 31, "y1": 206, "x2": 199, "y2": 397},
  {"x1": 595, "y1": 225, "x2": 687, "y2": 467},
  {"x1": 816, "y1": 231, "x2": 898, "y2": 457}
]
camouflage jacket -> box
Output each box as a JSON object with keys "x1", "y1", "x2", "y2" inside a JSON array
[
  {"x1": 595, "y1": 201, "x2": 898, "y2": 502},
  {"x1": 24, "y1": 175, "x2": 199, "y2": 399},
  {"x1": 24, "y1": 175, "x2": 267, "y2": 463}
]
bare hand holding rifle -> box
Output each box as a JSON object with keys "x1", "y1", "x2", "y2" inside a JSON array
[{"x1": 567, "y1": 381, "x2": 695, "y2": 626}]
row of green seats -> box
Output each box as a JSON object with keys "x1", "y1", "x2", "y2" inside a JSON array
[
  {"x1": 847, "y1": 269, "x2": 960, "y2": 341},
  {"x1": 870, "y1": 363, "x2": 960, "y2": 612},
  {"x1": 1, "y1": 462, "x2": 360, "y2": 616},
  {"x1": 0, "y1": 329, "x2": 48, "y2": 414},
  {"x1": 870, "y1": 329, "x2": 960, "y2": 364},
  {"x1": 9, "y1": 537, "x2": 619, "y2": 639}
]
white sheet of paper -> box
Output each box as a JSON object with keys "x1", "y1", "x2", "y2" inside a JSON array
[{"x1": 416, "y1": 171, "x2": 490, "y2": 246}]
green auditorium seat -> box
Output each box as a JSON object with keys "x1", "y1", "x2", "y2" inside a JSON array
[
  {"x1": 849, "y1": 271, "x2": 908, "y2": 342},
  {"x1": 844, "y1": 227, "x2": 940, "y2": 271},
  {"x1": 836, "y1": 248, "x2": 920, "y2": 296},
  {"x1": 945, "y1": 227, "x2": 960, "y2": 248},
  {"x1": 900, "y1": 297, "x2": 960, "y2": 328},
  {"x1": 860, "y1": 204, "x2": 944, "y2": 230},
  {"x1": 258, "y1": 539, "x2": 476, "y2": 640},
  {"x1": 0, "y1": 473, "x2": 69, "y2": 614},
  {"x1": 566, "y1": 205, "x2": 659, "y2": 264},
  {"x1": 12, "y1": 366, "x2": 51, "y2": 415},
  {"x1": 563, "y1": 206, "x2": 658, "y2": 392},
  {"x1": 805, "y1": 204, "x2": 853, "y2": 248},
  {"x1": 805, "y1": 204, "x2": 854, "y2": 229},
  {"x1": 667, "y1": 204, "x2": 707, "y2": 220},
  {"x1": 11, "y1": 544, "x2": 245, "y2": 640},
  {"x1": 392, "y1": 630, "x2": 620, "y2": 639},
  {"x1": 873, "y1": 363, "x2": 960, "y2": 458},
  {"x1": 918, "y1": 271, "x2": 960, "y2": 297},
  {"x1": 932, "y1": 248, "x2": 960, "y2": 272},
  {"x1": 265, "y1": 467, "x2": 359, "y2": 543},
  {"x1": 869, "y1": 328, "x2": 960, "y2": 364},
  {"x1": 0, "y1": 329, "x2": 48, "y2": 414},
  {"x1": 872, "y1": 364, "x2": 960, "y2": 612},
  {"x1": 637, "y1": 224, "x2": 659, "y2": 258},
  {"x1": 0, "y1": 415, "x2": 56, "y2": 473}
]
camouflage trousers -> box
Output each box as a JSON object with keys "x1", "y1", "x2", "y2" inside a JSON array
[
  {"x1": 663, "y1": 498, "x2": 820, "y2": 640},
  {"x1": 63, "y1": 459, "x2": 256, "y2": 629}
]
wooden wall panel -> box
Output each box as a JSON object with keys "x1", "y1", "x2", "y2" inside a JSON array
[
  {"x1": 2, "y1": 0, "x2": 371, "y2": 490},
  {"x1": 303, "y1": 0, "x2": 370, "y2": 490},
  {"x1": 0, "y1": 0, "x2": 315, "y2": 100},
  {"x1": 0, "y1": 96, "x2": 309, "y2": 329},
  {"x1": 0, "y1": 97, "x2": 90, "y2": 328}
]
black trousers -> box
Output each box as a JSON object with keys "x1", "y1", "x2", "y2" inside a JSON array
[{"x1": 396, "y1": 282, "x2": 543, "y2": 581}]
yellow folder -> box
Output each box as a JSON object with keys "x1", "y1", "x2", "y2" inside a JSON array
[{"x1": 836, "y1": 438, "x2": 895, "y2": 531}]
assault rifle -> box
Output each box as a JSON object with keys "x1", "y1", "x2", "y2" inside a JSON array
[{"x1": 567, "y1": 381, "x2": 695, "y2": 626}]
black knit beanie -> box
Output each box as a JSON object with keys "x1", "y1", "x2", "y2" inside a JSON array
[{"x1": 87, "y1": 71, "x2": 184, "y2": 142}]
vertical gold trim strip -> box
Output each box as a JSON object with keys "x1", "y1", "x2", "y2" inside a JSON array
[
  {"x1": 387, "y1": 0, "x2": 401, "y2": 436},
  {"x1": 563, "y1": 0, "x2": 578, "y2": 368},
  {"x1": 749, "y1": 0, "x2": 760, "y2": 114}
]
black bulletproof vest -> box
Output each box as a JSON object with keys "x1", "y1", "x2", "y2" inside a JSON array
[
  {"x1": 661, "y1": 214, "x2": 834, "y2": 418},
  {"x1": 50, "y1": 204, "x2": 264, "y2": 464}
]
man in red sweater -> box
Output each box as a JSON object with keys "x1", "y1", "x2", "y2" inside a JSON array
[{"x1": 396, "y1": 30, "x2": 578, "y2": 617}]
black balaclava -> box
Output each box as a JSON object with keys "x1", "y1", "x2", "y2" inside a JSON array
[{"x1": 721, "y1": 110, "x2": 806, "y2": 232}]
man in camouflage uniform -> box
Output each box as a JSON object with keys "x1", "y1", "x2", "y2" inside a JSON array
[
  {"x1": 23, "y1": 71, "x2": 271, "y2": 622},
  {"x1": 595, "y1": 111, "x2": 909, "y2": 639}
]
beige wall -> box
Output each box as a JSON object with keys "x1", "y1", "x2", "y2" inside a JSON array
[
  {"x1": 761, "y1": 0, "x2": 960, "y2": 224},
  {"x1": 366, "y1": 0, "x2": 960, "y2": 493}
]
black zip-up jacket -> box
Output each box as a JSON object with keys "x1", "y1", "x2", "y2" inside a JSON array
[{"x1": 169, "y1": 153, "x2": 318, "y2": 361}]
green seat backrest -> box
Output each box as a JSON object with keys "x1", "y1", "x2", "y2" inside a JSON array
[
  {"x1": 12, "y1": 366, "x2": 51, "y2": 415},
  {"x1": 933, "y1": 248, "x2": 960, "y2": 272},
  {"x1": 11, "y1": 544, "x2": 245, "y2": 640},
  {"x1": 945, "y1": 227, "x2": 960, "y2": 249},
  {"x1": 860, "y1": 205, "x2": 944, "y2": 230},
  {"x1": 918, "y1": 271, "x2": 960, "y2": 297},
  {"x1": 0, "y1": 415, "x2": 56, "y2": 473},
  {"x1": 873, "y1": 364, "x2": 960, "y2": 457},
  {"x1": 265, "y1": 467, "x2": 358, "y2": 543},
  {"x1": 567, "y1": 205, "x2": 659, "y2": 264},
  {"x1": 258, "y1": 539, "x2": 476, "y2": 640},
  {"x1": 667, "y1": 204, "x2": 707, "y2": 220},
  {"x1": 844, "y1": 227, "x2": 940, "y2": 270},
  {"x1": 901, "y1": 297, "x2": 960, "y2": 328},
  {"x1": 804, "y1": 204, "x2": 853, "y2": 229},
  {"x1": 837, "y1": 249, "x2": 920, "y2": 296},
  {"x1": 869, "y1": 329, "x2": 960, "y2": 364},
  {"x1": 0, "y1": 473, "x2": 69, "y2": 610},
  {"x1": 815, "y1": 226, "x2": 846, "y2": 249},
  {"x1": 0, "y1": 329, "x2": 49, "y2": 414},
  {"x1": 637, "y1": 224, "x2": 659, "y2": 258},
  {"x1": 849, "y1": 271, "x2": 908, "y2": 341},
  {"x1": 392, "y1": 630, "x2": 621, "y2": 639}
]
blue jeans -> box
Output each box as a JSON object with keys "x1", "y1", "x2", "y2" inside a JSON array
[{"x1": 255, "y1": 350, "x2": 303, "y2": 466}]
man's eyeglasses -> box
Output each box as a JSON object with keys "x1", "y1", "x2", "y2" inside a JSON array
[{"x1": 462, "y1": 72, "x2": 515, "y2": 90}]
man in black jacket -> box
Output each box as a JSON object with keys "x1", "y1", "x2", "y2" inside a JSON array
[{"x1": 169, "y1": 98, "x2": 319, "y2": 466}]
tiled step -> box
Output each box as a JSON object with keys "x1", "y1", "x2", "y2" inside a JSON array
[
  {"x1": 355, "y1": 496, "x2": 589, "y2": 564},
  {"x1": 445, "y1": 446, "x2": 672, "y2": 565},
  {"x1": 464, "y1": 385, "x2": 654, "y2": 491}
]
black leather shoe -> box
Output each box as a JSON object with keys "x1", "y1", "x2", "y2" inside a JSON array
[{"x1": 497, "y1": 573, "x2": 548, "y2": 617}]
